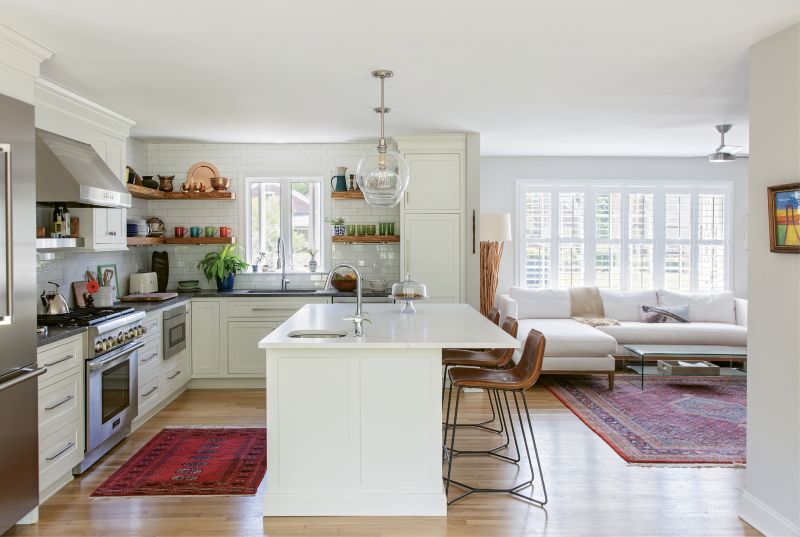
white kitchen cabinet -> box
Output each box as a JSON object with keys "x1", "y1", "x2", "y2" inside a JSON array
[
  {"x1": 36, "y1": 335, "x2": 84, "y2": 501},
  {"x1": 227, "y1": 321, "x2": 278, "y2": 375},
  {"x1": 191, "y1": 300, "x2": 222, "y2": 376},
  {"x1": 69, "y1": 207, "x2": 127, "y2": 251},
  {"x1": 403, "y1": 213, "x2": 463, "y2": 303},
  {"x1": 402, "y1": 153, "x2": 462, "y2": 212}
]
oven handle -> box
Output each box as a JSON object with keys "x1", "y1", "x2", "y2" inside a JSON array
[{"x1": 88, "y1": 341, "x2": 145, "y2": 372}]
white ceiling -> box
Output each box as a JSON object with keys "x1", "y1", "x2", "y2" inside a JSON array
[{"x1": 1, "y1": 0, "x2": 797, "y2": 155}]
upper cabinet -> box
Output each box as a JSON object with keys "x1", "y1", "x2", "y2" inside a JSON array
[
  {"x1": 90, "y1": 131, "x2": 126, "y2": 181},
  {"x1": 402, "y1": 153, "x2": 462, "y2": 212}
]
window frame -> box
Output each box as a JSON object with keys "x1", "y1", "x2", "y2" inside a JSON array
[
  {"x1": 243, "y1": 176, "x2": 326, "y2": 273},
  {"x1": 515, "y1": 179, "x2": 733, "y2": 291}
]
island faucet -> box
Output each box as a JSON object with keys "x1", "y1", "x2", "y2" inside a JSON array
[
  {"x1": 324, "y1": 263, "x2": 364, "y2": 337},
  {"x1": 276, "y1": 236, "x2": 290, "y2": 291}
]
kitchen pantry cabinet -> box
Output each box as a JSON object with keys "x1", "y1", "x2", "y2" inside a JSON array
[
  {"x1": 402, "y1": 153, "x2": 462, "y2": 212},
  {"x1": 402, "y1": 213, "x2": 463, "y2": 303},
  {"x1": 36, "y1": 334, "x2": 84, "y2": 502},
  {"x1": 69, "y1": 207, "x2": 127, "y2": 252}
]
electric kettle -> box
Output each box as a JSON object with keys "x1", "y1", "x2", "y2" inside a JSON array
[{"x1": 40, "y1": 281, "x2": 70, "y2": 315}]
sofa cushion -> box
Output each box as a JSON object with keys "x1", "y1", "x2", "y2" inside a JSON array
[
  {"x1": 600, "y1": 290, "x2": 658, "y2": 321},
  {"x1": 657, "y1": 290, "x2": 736, "y2": 324},
  {"x1": 517, "y1": 318, "x2": 618, "y2": 357},
  {"x1": 596, "y1": 321, "x2": 747, "y2": 347},
  {"x1": 509, "y1": 287, "x2": 571, "y2": 319}
]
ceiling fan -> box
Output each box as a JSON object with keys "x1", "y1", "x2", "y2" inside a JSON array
[{"x1": 708, "y1": 124, "x2": 745, "y2": 162}]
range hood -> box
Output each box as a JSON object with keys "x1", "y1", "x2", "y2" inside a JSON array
[{"x1": 36, "y1": 129, "x2": 131, "y2": 208}]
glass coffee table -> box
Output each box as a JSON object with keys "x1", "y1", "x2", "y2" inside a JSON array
[{"x1": 622, "y1": 344, "x2": 747, "y2": 389}]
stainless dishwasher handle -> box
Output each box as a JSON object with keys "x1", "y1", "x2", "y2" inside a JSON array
[
  {"x1": 44, "y1": 354, "x2": 74, "y2": 367},
  {"x1": 44, "y1": 395, "x2": 74, "y2": 411},
  {"x1": 0, "y1": 367, "x2": 46, "y2": 393},
  {"x1": 45, "y1": 442, "x2": 75, "y2": 461}
]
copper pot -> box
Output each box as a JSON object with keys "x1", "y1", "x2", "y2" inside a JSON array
[{"x1": 209, "y1": 177, "x2": 230, "y2": 191}]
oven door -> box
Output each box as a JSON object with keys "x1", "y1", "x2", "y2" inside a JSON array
[
  {"x1": 163, "y1": 307, "x2": 187, "y2": 359},
  {"x1": 85, "y1": 341, "x2": 143, "y2": 451}
]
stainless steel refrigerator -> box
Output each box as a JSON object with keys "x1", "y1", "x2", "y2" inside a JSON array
[{"x1": 0, "y1": 93, "x2": 42, "y2": 533}]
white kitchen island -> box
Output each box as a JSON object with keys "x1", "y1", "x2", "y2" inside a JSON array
[{"x1": 258, "y1": 303, "x2": 519, "y2": 517}]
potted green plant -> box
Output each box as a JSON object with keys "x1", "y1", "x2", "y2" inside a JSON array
[
  {"x1": 197, "y1": 244, "x2": 249, "y2": 291},
  {"x1": 308, "y1": 248, "x2": 319, "y2": 272},
  {"x1": 252, "y1": 251, "x2": 266, "y2": 273},
  {"x1": 326, "y1": 216, "x2": 346, "y2": 236}
]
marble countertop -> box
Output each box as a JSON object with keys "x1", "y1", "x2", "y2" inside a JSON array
[
  {"x1": 259, "y1": 303, "x2": 520, "y2": 350},
  {"x1": 173, "y1": 289, "x2": 391, "y2": 298}
]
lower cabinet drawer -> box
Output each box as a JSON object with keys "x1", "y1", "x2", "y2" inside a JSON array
[
  {"x1": 138, "y1": 372, "x2": 162, "y2": 417},
  {"x1": 38, "y1": 372, "x2": 81, "y2": 437},
  {"x1": 162, "y1": 353, "x2": 190, "y2": 392},
  {"x1": 143, "y1": 315, "x2": 161, "y2": 338},
  {"x1": 37, "y1": 338, "x2": 82, "y2": 388},
  {"x1": 39, "y1": 418, "x2": 82, "y2": 493},
  {"x1": 138, "y1": 339, "x2": 161, "y2": 377}
]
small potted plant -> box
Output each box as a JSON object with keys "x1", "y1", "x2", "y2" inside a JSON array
[
  {"x1": 252, "y1": 251, "x2": 265, "y2": 273},
  {"x1": 308, "y1": 248, "x2": 319, "y2": 272},
  {"x1": 197, "y1": 244, "x2": 249, "y2": 291},
  {"x1": 326, "y1": 216, "x2": 346, "y2": 236}
]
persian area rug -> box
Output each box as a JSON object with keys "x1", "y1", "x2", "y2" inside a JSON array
[
  {"x1": 91, "y1": 427, "x2": 266, "y2": 496},
  {"x1": 546, "y1": 376, "x2": 746, "y2": 465}
]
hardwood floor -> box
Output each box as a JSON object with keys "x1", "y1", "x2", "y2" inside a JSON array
[{"x1": 6, "y1": 385, "x2": 759, "y2": 537}]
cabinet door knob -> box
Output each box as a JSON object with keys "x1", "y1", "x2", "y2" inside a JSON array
[{"x1": 108, "y1": 231, "x2": 117, "y2": 236}]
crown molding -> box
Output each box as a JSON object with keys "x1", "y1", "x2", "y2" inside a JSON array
[
  {"x1": 35, "y1": 77, "x2": 136, "y2": 130},
  {"x1": 0, "y1": 23, "x2": 52, "y2": 64}
]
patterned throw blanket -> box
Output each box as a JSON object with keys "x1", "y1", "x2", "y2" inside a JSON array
[{"x1": 569, "y1": 286, "x2": 620, "y2": 327}]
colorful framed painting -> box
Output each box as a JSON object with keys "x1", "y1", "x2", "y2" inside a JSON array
[{"x1": 768, "y1": 183, "x2": 800, "y2": 253}]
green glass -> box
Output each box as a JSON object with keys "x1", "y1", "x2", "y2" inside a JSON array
[
  {"x1": 346, "y1": 225, "x2": 356, "y2": 236},
  {"x1": 367, "y1": 224, "x2": 376, "y2": 235},
  {"x1": 378, "y1": 222, "x2": 386, "y2": 235},
  {"x1": 356, "y1": 224, "x2": 365, "y2": 235},
  {"x1": 388, "y1": 222, "x2": 395, "y2": 235}
]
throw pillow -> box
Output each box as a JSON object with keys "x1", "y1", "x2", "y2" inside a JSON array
[{"x1": 640, "y1": 304, "x2": 690, "y2": 323}]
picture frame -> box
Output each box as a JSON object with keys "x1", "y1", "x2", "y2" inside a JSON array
[
  {"x1": 767, "y1": 182, "x2": 800, "y2": 253},
  {"x1": 96, "y1": 263, "x2": 120, "y2": 300}
]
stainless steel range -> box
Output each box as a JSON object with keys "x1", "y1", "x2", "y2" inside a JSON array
[{"x1": 38, "y1": 306, "x2": 147, "y2": 473}]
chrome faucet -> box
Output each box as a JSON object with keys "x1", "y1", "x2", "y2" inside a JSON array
[
  {"x1": 276, "y1": 237, "x2": 290, "y2": 291},
  {"x1": 324, "y1": 263, "x2": 364, "y2": 337}
]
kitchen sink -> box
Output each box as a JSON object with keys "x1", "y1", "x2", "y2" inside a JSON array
[{"x1": 287, "y1": 330, "x2": 347, "y2": 339}]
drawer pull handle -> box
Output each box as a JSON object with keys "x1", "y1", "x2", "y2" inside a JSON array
[
  {"x1": 251, "y1": 308, "x2": 272, "y2": 311},
  {"x1": 46, "y1": 442, "x2": 75, "y2": 461},
  {"x1": 108, "y1": 231, "x2": 117, "y2": 236},
  {"x1": 167, "y1": 370, "x2": 181, "y2": 380},
  {"x1": 43, "y1": 354, "x2": 74, "y2": 367},
  {"x1": 44, "y1": 395, "x2": 74, "y2": 411},
  {"x1": 141, "y1": 352, "x2": 158, "y2": 363},
  {"x1": 141, "y1": 386, "x2": 158, "y2": 397}
]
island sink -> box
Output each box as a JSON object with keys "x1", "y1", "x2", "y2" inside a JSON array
[{"x1": 286, "y1": 329, "x2": 347, "y2": 339}]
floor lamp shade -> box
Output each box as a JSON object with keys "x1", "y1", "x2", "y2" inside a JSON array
[{"x1": 480, "y1": 213, "x2": 512, "y2": 317}]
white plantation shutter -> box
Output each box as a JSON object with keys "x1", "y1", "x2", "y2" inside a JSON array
[{"x1": 517, "y1": 182, "x2": 730, "y2": 292}]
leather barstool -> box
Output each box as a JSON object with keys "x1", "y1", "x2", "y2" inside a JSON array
[
  {"x1": 443, "y1": 329, "x2": 548, "y2": 506},
  {"x1": 441, "y1": 317, "x2": 518, "y2": 434}
]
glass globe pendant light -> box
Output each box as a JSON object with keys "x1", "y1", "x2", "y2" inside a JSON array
[{"x1": 356, "y1": 70, "x2": 410, "y2": 208}]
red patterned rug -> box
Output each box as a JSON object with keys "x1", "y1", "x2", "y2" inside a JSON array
[
  {"x1": 91, "y1": 427, "x2": 266, "y2": 496},
  {"x1": 546, "y1": 376, "x2": 746, "y2": 465}
]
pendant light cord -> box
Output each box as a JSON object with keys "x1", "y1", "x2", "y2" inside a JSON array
[{"x1": 379, "y1": 74, "x2": 386, "y2": 149}]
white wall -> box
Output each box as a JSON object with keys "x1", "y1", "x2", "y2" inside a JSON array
[
  {"x1": 480, "y1": 156, "x2": 749, "y2": 297},
  {"x1": 740, "y1": 24, "x2": 800, "y2": 537}
]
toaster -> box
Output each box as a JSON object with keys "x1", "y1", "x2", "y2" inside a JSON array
[{"x1": 129, "y1": 272, "x2": 158, "y2": 294}]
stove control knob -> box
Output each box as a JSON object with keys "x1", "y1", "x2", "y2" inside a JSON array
[
  {"x1": 99, "y1": 339, "x2": 107, "y2": 352},
  {"x1": 138, "y1": 325, "x2": 145, "y2": 336},
  {"x1": 95, "y1": 341, "x2": 103, "y2": 353},
  {"x1": 118, "y1": 331, "x2": 125, "y2": 344},
  {"x1": 141, "y1": 324, "x2": 146, "y2": 335}
]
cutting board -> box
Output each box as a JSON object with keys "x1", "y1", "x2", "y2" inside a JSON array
[{"x1": 120, "y1": 292, "x2": 179, "y2": 302}]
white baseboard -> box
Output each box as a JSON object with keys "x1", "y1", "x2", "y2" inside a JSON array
[
  {"x1": 740, "y1": 490, "x2": 800, "y2": 537},
  {"x1": 263, "y1": 491, "x2": 447, "y2": 517},
  {"x1": 16, "y1": 507, "x2": 38, "y2": 525},
  {"x1": 39, "y1": 472, "x2": 73, "y2": 504},
  {"x1": 189, "y1": 377, "x2": 266, "y2": 389}
]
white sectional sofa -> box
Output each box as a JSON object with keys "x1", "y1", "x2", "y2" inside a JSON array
[{"x1": 497, "y1": 287, "x2": 747, "y2": 389}]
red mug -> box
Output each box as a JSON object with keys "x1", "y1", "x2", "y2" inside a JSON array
[
  {"x1": 220, "y1": 226, "x2": 232, "y2": 238},
  {"x1": 175, "y1": 226, "x2": 188, "y2": 238}
]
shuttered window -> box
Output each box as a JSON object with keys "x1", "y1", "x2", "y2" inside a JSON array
[{"x1": 517, "y1": 181, "x2": 730, "y2": 291}]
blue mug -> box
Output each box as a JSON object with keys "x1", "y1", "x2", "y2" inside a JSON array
[{"x1": 330, "y1": 175, "x2": 348, "y2": 192}]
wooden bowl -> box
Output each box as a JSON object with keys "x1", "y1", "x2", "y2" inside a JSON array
[
  {"x1": 330, "y1": 276, "x2": 358, "y2": 292},
  {"x1": 209, "y1": 177, "x2": 230, "y2": 191}
]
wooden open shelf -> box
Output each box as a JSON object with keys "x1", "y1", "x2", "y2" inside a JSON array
[
  {"x1": 331, "y1": 190, "x2": 364, "y2": 200},
  {"x1": 332, "y1": 235, "x2": 400, "y2": 244},
  {"x1": 127, "y1": 236, "x2": 237, "y2": 247},
  {"x1": 127, "y1": 184, "x2": 236, "y2": 201}
]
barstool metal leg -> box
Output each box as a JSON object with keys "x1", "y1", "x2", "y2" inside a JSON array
[
  {"x1": 448, "y1": 389, "x2": 518, "y2": 463},
  {"x1": 509, "y1": 390, "x2": 548, "y2": 506},
  {"x1": 444, "y1": 387, "x2": 462, "y2": 498}
]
